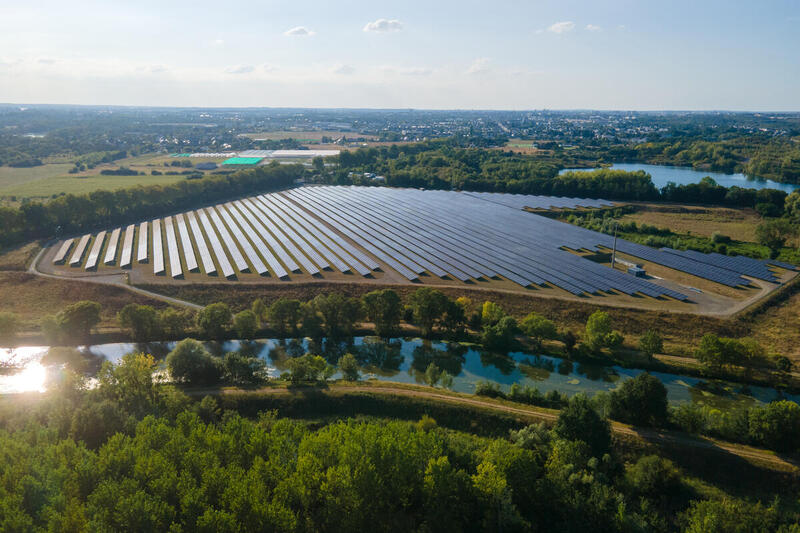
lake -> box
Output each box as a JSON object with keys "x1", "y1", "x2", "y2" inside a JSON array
[
  {"x1": 560, "y1": 163, "x2": 799, "y2": 193},
  {"x1": 2, "y1": 337, "x2": 796, "y2": 410}
]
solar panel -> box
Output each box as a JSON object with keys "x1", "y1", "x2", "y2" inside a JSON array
[
  {"x1": 224, "y1": 202, "x2": 287, "y2": 278},
  {"x1": 216, "y1": 204, "x2": 268, "y2": 275},
  {"x1": 175, "y1": 214, "x2": 198, "y2": 272},
  {"x1": 85, "y1": 231, "x2": 106, "y2": 270},
  {"x1": 251, "y1": 196, "x2": 329, "y2": 271},
  {"x1": 207, "y1": 207, "x2": 252, "y2": 274},
  {"x1": 231, "y1": 200, "x2": 296, "y2": 275},
  {"x1": 137, "y1": 222, "x2": 148, "y2": 263},
  {"x1": 239, "y1": 198, "x2": 313, "y2": 274},
  {"x1": 103, "y1": 228, "x2": 121, "y2": 265},
  {"x1": 164, "y1": 216, "x2": 182, "y2": 278},
  {"x1": 120, "y1": 225, "x2": 135, "y2": 268},
  {"x1": 197, "y1": 209, "x2": 234, "y2": 277},
  {"x1": 53, "y1": 239, "x2": 74, "y2": 264},
  {"x1": 151, "y1": 219, "x2": 165, "y2": 275},
  {"x1": 186, "y1": 211, "x2": 216, "y2": 275},
  {"x1": 69, "y1": 234, "x2": 91, "y2": 266}
]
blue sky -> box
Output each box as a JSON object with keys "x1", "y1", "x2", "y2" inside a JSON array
[{"x1": 1, "y1": 0, "x2": 798, "y2": 109}]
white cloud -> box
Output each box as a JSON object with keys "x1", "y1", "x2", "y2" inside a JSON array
[
  {"x1": 284, "y1": 26, "x2": 315, "y2": 36},
  {"x1": 224, "y1": 65, "x2": 254, "y2": 74},
  {"x1": 37, "y1": 57, "x2": 58, "y2": 65},
  {"x1": 331, "y1": 63, "x2": 355, "y2": 75},
  {"x1": 547, "y1": 21, "x2": 575, "y2": 34},
  {"x1": 363, "y1": 18, "x2": 403, "y2": 32},
  {"x1": 466, "y1": 57, "x2": 490, "y2": 75},
  {"x1": 380, "y1": 65, "x2": 433, "y2": 76},
  {"x1": 586, "y1": 24, "x2": 601, "y2": 31},
  {"x1": 260, "y1": 63, "x2": 278, "y2": 73},
  {"x1": 212, "y1": 39, "x2": 225, "y2": 46}
]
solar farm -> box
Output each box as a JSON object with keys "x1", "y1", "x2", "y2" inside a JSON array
[{"x1": 41, "y1": 186, "x2": 797, "y2": 308}]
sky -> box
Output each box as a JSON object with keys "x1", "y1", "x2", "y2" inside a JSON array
[{"x1": 0, "y1": 0, "x2": 798, "y2": 110}]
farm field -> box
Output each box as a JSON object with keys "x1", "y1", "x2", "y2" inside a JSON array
[{"x1": 0, "y1": 152, "x2": 227, "y2": 200}]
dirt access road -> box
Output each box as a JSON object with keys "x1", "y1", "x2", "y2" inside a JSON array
[{"x1": 209, "y1": 383, "x2": 799, "y2": 473}]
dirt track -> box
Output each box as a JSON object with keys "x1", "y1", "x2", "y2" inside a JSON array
[{"x1": 211, "y1": 383, "x2": 800, "y2": 472}]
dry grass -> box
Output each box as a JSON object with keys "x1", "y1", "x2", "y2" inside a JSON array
[
  {"x1": 0, "y1": 272, "x2": 167, "y2": 329},
  {"x1": 622, "y1": 203, "x2": 763, "y2": 242},
  {"x1": 0, "y1": 242, "x2": 41, "y2": 271}
]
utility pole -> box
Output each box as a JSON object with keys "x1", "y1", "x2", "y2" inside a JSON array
[{"x1": 611, "y1": 221, "x2": 618, "y2": 270}]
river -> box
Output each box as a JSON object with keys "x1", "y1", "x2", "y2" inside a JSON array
[
  {"x1": 1, "y1": 337, "x2": 796, "y2": 409},
  {"x1": 560, "y1": 163, "x2": 799, "y2": 193}
]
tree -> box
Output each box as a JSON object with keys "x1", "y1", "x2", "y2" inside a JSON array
[
  {"x1": 553, "y1": 394, "x2": 611, "y2": 457},
  {"x1": 117, "y1": 304, "x2": 158, "y2": 341},
  {"x1": 299, "y1": 302, "x2": 324, "y2": 338},
  {"x1": 638, "y1": 330, "x2": 664, "y2": 361},
  {"x1": 562, "y1": 330, "x2": 578, "y2": 353},
  {"x1": 166, "y1": 338, "x2": 222, "y2": 386},
  {"x1": 481, "y1": 316, "x2": 518, "y2": 352},
  {"x1": 233, "y1": 310, "x2": 258, "y2": 338},
  {"x1": 755, "y1": 218, "x2": 796, "y2": 252},
  {"x1": 158, "y1": 308, "x2": 194, "y2": 338},
  {"x1": 520, "y1": 312, "x2": 557, "y2": 350},
  {"x1": 286, "y1": 353, "x2": 334, "y2": 383},
  {"x1": 785, "y1": 191, "x2": 800, "y2": 223},
  {"x1": 222, "y1": 351, "x2": 266, "y2": 385},
  {"x1": 0, "y1": 311, "x2": 20, "y2": 343},
  {"x1": 584, "y1": 311, "x2": 624, "y2": 351},
  {"x1": 409, "y1": 288, "x2": 449, "y2": 336},
  {"x1": 626, "y1": 455, "x2": 681, "y2": 498},
  {"x1": 695, "y1": 333, "x2": 726, "y2": 371},
  {"x1": 362, "y1": 289, "x2": 402, "y2": 337},
  {"x1": 57, "y1": 300, "x2": 102, "y2": 342},
  {"x1": 195, "y1": 302, "x2": 232, "y2": 339},
  {"x1": 747, "y1": 400, "x2": 800, "y2": 452},
  {"x1": 338, "y1": 353, "x2": 360, "y2": 381},
  {"x1": 480, "y1": 301, "x2": 506, "y2": 326},
  {"x1": 268, "y1": 298, "x2": 301, "y2": 336},
  {"x1": 313, "y1": 293, "x2": 363, "y2": 337},
  {"x1": 608, "y1": 373, "x2": 669, "y2": 427},
  {"x1": 251, "y1": 298, "x2": 267, "y2": 327},
  {"x1": 96, "y1": 352, "x2": 160, "y2": 416}
]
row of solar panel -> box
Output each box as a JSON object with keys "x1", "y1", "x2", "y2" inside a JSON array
[
  {"x1": 294, "y1": 186, "x2": 689, "y2": 299},
  {"x1": 52, "y1": 199, "x2": 378, "y2": 280}
]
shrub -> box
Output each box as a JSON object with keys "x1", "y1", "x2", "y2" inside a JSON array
[
  {"x1": 233, "y1": 310, "x2": 258, "y2": 338},
  {"x1": 222, "y1": 351, "x2": 266, "y2": 385},
  {"x1": 286, "y1": 353, "x2": 334, "y2": 384},
  {"x1": 554, "y1": 394, "x2": 611, "y2": 457},
  {"x1": 609, "y1": 373, "x2": 669, "y2": 427},
  {"x1": 338, "y1": 353, "x2": 360, "y2": 381},
  {"x1": 166, "y1": 339, "x2": 222, "y2": 386},
  {"x1": 626, "y1": 455, "x2": 681, "y2": 498},
  {"x1": 196, "y1": 303, "x2": 232, "y2": 339},
  {"x1": 117, "y1": 304, "x2": 158, "y2": 341},
  {"x1": 747, "y1": 400, "x2": 800, "y2": 452}
]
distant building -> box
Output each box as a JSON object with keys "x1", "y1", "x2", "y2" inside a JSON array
[
  {"x1": 372, "y1": 175, "x2": 386, "y2": 183},
  {"x1": 195, "y1": 162, "x2": 217, "y2": 170}
]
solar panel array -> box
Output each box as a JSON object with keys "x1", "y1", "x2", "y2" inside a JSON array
[{"x1": 50, "y1": 186, "x2": 796, "y2": 298}]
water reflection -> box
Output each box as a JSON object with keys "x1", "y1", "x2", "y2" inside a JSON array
[{"x1": 1, "y1": 338, "x2": 798, "y2": 410}]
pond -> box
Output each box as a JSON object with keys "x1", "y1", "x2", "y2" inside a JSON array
[
  {"x1": 2, "y1": 337, "x2": 796, "y2": 410},
  {"x1": 560, "y1": 163, "x2": 799, "y2": 193}
]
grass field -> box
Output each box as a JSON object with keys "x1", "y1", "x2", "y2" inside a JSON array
[
  {"x1": 622, "y1": 203, "x2": 763, "y2": 242},
  {"x1": 0, "y1": 152, "x2": 227, "y2": 200}
]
